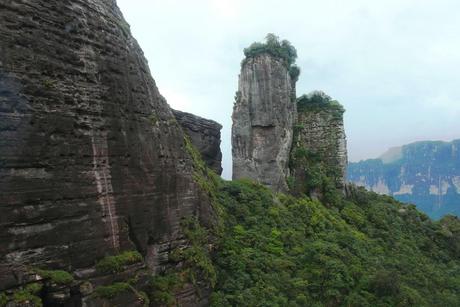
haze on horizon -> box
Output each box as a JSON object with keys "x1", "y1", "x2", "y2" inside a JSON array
[{"x1": 117, "y1": 0, "x2": 460, "y2": 179}]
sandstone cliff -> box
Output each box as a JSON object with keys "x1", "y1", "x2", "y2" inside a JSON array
[
  {"x1": 232, "y1": 53, "x2": 297, "y2": 192},
  {"x1": 290, "y1": 91, "x2": 347, "y2": 196},
  {"x1": 0, "y1": 1, "x2": 214, "y2": 305},
  {"x1": 348, "y1": 139, "x2": 460, "y2": 219},
  {"x1": 173, "y1": 110, "x2": 223, "y2": 175}
]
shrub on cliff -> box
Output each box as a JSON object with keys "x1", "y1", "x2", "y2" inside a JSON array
[
  {"x1": 95, "y1": 251, "x2": 143, "y2": 274},
  {"x1": 35, "y1": 269, "x2": 74, "y2": 285},
  {"x1": 243, "y1": 33, "x2": 299, "y2": 70},
  {"x1": 297, "y1": 91, "x2": 345, "y2": 112}
]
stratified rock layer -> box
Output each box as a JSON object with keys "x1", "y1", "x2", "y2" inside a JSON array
[
  {"x1": 290, "y1": 92, "x2": 347, "y2": 195},
  {"x1": 348, "y1": 140, "x2": 460, "y2": 219},
  {"x1": 0, "y1": 0, "x2": 212, "y2": 305},
  {"x1": 232, "y1": 54, "x2": 296, "y2": 192},
  {"x1": 173, "y1": 109, "x2": 223, "y2": 175}
]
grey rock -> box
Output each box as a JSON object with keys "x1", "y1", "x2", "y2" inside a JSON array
[
  {"x1": 0, "y1": 0, "x2": 213, "y2": 305},
  {"x1": 232, "y1": 53, "x2": 297, "y2": 192},
  {"x1": 291, "y1": 91, "x2": 348, "y2": 194},
  {"x1": 173, "y1": 109, "x2": 223, "y2": 175}
]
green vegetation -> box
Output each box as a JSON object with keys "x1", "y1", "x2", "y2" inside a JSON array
[
  {"x1": 209, "y1": 180, "x2": 460, "y2": 306},
  {"x1": 243, "y1": 33, "x2": 299, "y2": 74},
  {"x1": 147, "y1": 137, "x2": 219, "y2": 305},
  {"x1": 1, "y1": 274, "x2": 59, "y2": 306},
  {"x1": 149, "y1": 217, "x2": 216, "y2": 305},
  {"x1": 290, "y1": 146, "x2": 342, "y2": 203},
  {"x1": 95, "y1": 250, "x2": 143, "y2": 274},
  {"x1": 94, "y1": 282, "x2": 131, "y2": 299},
  {"x1": 150, "y1": 136, "x2": 460, "y2": 306},
  {"x1": 94, "y1": 281, "x2": 149, "y2": 306},
  {"x1": 1, "y1": 287, "x2": 43, "y2": 307},
  {"x1": 290, "y1": 91, "x2": 346, "y2": 198},
  {"x1": 149, "y1": 273, "x2": 182, "y2": 306},
  {"x1": 0, "y1": 293, "x2": 8, "y2": 307},
  {"x1": 289, "y1": 65, "x2": 301, "y2": 81},
  {"x1": 42, "y1": 78, "x2": 55, "y2": 89},
  {"x1": 149, "y1": 113, "x2": 158, "y2": 125},
  {"x1": 12, "y1": 289, "x2": 42, "y2": 307},
  {"x1": 297, "y1": 91, "x2": 345, "y2": 117},
  {"x1": 438, "y1": 215, "x2": 460, "y2": 253},
  {"x1": 25, "y1": 283, "x2": 43, "y2": 295},
  {"x1": 137, "y1": 291, "x2": 150, "y2": 307},
  {"x1": 184, "y1": 135, "x2": 223, "y2": 218},
  {"x1": 180, "y1": 217, "x2": 217, "y2": 286},
  {"x1": 35, "y1": 269, "x2": 74, "y2": 285},
  {"x1": 116, "y1": 19, "x2": 131, "y2": 38}
]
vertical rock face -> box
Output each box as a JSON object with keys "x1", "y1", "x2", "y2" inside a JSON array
[
  {"x1": 0, "y1": 0, "x2": 213, "y2": 304},
  {"x1": 173, "y1": 109, "x2": 223, "y2": 175},
  {"x1": 290, "y1": 92, "x2": 347, "y2": 195},
  {"x1": 232, "y1": 53, "x2": 296, "y2": 192},
  {"x1": 348, "y1": 140, "x2": 460, "y2": 219}
]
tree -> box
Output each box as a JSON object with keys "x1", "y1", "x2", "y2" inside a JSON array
[{"x1": 243, "y1": 33, "x2": 298, "y2": 70}]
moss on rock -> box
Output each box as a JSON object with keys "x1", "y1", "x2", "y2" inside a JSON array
[{"x1": 95, "y1": 251, "x2": 143, "y2": 274}]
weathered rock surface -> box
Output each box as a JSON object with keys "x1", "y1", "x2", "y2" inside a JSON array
[
  {"x1": 173, "y1": 109, "x2": 223, "y2": 175},
  {"x1": 290, "y1": 91, "x2": 347, "y2": 195},
  {"x1": 0, "y1": 0, "x2": 213, "y2": 305},
  {"x1": 348, "y1": 139, "x2": 460, "y2": 219},
  {"x1": 232, "y1": 53, "x2": 297, "y2": 192}
]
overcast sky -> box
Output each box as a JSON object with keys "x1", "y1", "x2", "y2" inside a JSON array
[{"x1": 117, "y1": 0, "x2": 460, "y2": 179}]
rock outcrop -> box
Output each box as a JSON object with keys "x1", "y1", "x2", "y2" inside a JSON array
[
  {"x1": 232, "y1": 53, "x2": 297, "y2": 192},
  {"x1": 290, "y1": 91, "x2": 347, "y2": 196},
  {"x1": 348, "y1": 139, "x2": 460, "y2": 219},
  {"x1": 0, "y1": 1, "x2": 213, "y2": 305},
  {"x1": 173, "y1": 109, "x2": 223, "y2": 175}
]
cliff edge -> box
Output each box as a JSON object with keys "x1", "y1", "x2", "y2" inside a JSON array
[
  {"x1": 0, "y1": 1, "x2": 214, "y2": 305},
  {"x1": 290, "y1": 91, "x2": 347, "y2": 197},
  {"x1": 173, "y1": 109, "x2": 223, "y2": 175},
  {"x1": 232, "y1": 52, "x2": 297, "y2": 192}
]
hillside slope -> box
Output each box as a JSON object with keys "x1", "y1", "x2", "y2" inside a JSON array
[
  {"x1": 153, "y1": 145, "x2": 460, "y2": 307},
  {"x1": 208, "y1": 180, "x2": 460, "y2": 306}
]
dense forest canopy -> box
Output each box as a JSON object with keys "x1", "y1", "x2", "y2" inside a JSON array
[
  {"x1": 149, "y1": 141, "x2": 460, "y2": 307},
  {"x1": 210, "y1": 180, "x2": 460, "y2": 306}
]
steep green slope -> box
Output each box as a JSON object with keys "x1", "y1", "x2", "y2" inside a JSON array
[
  {"x1": 348, "y1": 140, "x2": 460, "y2": 219},
  {"x1": 150, "y1": 139, "x2": 460, "y2": 307},
  {"x1": 210, "y1": 181, "x2": 460, "y2": 307}
]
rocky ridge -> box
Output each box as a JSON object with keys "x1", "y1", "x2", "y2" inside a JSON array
[
  {"x1": 232, "y1": 53, "x2": 297, "y2": 192},
  {"x1": 173, "y1": 109, "x2": 223, "y2": 175},
  {"x1": 232, "y1": 42, "x2": 347, "y2": 196},
  {"x1": 348, "y1": 139, "x2": 460, "y2": 219},
  {"x1": 290, "y1": 91, "x2": 348, "y2": 196}
]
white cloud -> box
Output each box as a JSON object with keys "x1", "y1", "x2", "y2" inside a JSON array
[
  {"x1": 160, "y1": 87, "x2": 193, "y2": 111},
  {"x1": 210, "y1": 0, "x2": 241, "y2": 19},
  {"x1": 423, "y1": 93, "x2": 460, "y2": 115}
]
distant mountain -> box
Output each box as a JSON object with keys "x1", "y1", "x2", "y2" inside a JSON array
[{"x1": 348, "y1": 139, "x2": 460, "y2": 219}]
